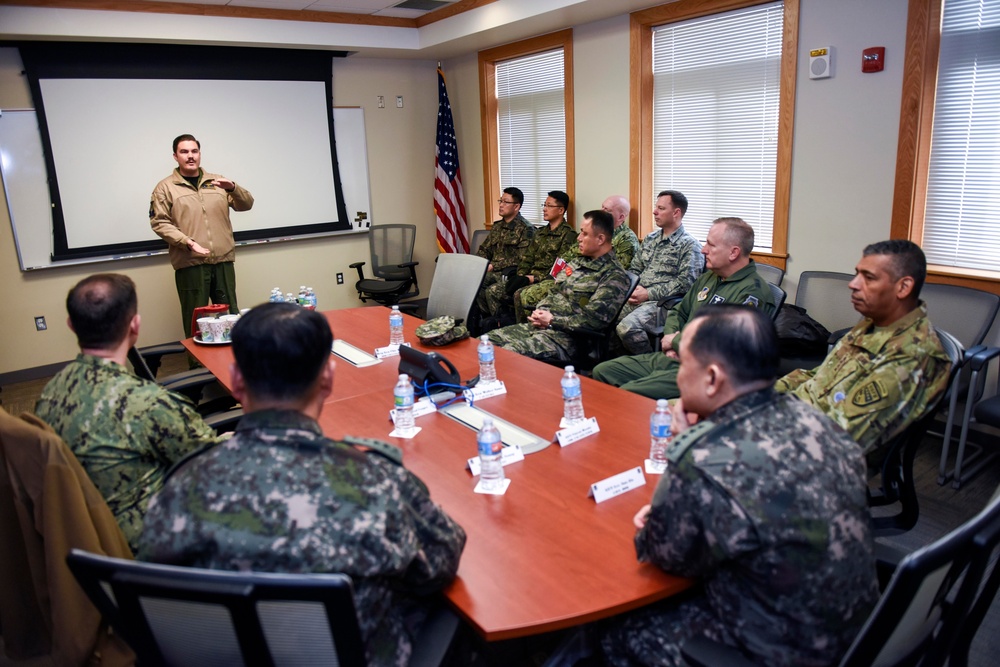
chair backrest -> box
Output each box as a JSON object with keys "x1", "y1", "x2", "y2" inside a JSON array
[
  {"x1": 767, "y1": 283, "x2": 786, "y2": 321},
  {"x1": 756, "y1": 263, "x2": 785, "y2": 287},
  {"x1": 794, "y1": 271, "x2": 859, "y2": 333},
  {"x1": 425, "y1": 253, "x2": 489, "y2": 322},
  {"x1": 470, "y1": 229, "x2": 490, "y2": 256},
  {"x1": 920, "y1": 283, "x2": 1000, "y2": 350},
  {"x1": 868, "y1": 328, "x2": 964, "y2": 535},
  {"x1": 67, "y1": 549, "x2": 366, "y2": 667},
  {"x1": 370, "y1": 224, "x2": 417, "y2": 282},
  {"x1": 841, "y1": 488, "x2": 1000, "y2": 667}
]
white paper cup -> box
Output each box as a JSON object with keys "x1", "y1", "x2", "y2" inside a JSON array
[
  {"x1": 207, "y1": 318, "x2": 226, "y2": 343},
  {"x1": 220, "y1": 314, "x2": 240, "y2": 341},
  {"x1": 196, "y1": 317, "x2": 216, "y2": 342}
]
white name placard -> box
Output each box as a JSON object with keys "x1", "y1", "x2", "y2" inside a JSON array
[
  {"x1": 467, "y1": 445, "x2": 525, "y2": 476},
  {"x1": 463, "y1": 381, "x2": 507, "y2": 404},
  {"x1": 556, "y1": 417, "x2": 600, "y2": 447},
  {"x1": 389, "y1": 397, "x2": 437, "y2": 425},
  {"x1": 589, "y1": 467, "x2": 646, "y2": 503},
  {"x1": 374, "y1": 342, "x2": 410, "y2": 359}
]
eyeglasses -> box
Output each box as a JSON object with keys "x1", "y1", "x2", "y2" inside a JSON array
[
  {"x1": 497, "y1": 199, "x2": 517, "y2": 205},
  {"x1": 542, "y1": 203, "x2": 565, "y2": 209}
]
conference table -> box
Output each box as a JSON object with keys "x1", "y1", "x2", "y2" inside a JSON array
[{"x1": 183, "y1": 306, "x2": 691, "y2": 641}]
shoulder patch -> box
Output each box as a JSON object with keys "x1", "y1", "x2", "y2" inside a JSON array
[
  {"x1": 344, "y1": 435, "x2": 403, "y2": 465},
  {"x1": 709, "y1": 294, "x2": 726, "y2": 305},
  {"x1": 742, "y1": 295, "x2": 760, "y2": 307},
  {"x1": 666, "y1": 419, "x2": 717, "y2": 464},
  {"x1": 851, "y1": 380, "x2": 887, "y2": 407},
  {"x1": 697, "y1": 286, "x2": 710, "y2": 302}
]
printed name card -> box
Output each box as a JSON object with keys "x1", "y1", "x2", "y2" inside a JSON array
[
  {"x1": 374, "y1": 342, "x2": 410, "y2": 359},
  {"x1": 589, "y1": 467, "x2": 646, "y2": 504},
  {"x1": 463, "y1": 381, "x2": 507, "y2": 404},
  {"x1": 467, "y1": 445, "x2": 525, "y2": 476},
  {"x1": 389, "y1": 397, "x2": 438, "y2": 425},
  {"x1": 556, "y1": 417, "x2": 600, "y2": 447}
]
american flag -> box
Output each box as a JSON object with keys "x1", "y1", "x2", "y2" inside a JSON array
[{"x1": 434, "y1": 66, "x2": 470, "y2": 254}]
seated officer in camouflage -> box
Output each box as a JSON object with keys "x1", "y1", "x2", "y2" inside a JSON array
[
  {"x1": 473, "y1": 186, "x2": 534, "y2": 318},
  {"x1": 615, "y1": 190, "x2": 704, "y2": 355},
  {"x1": 488, "y1": 209, "x2": 630, "y2": 364},
  {"x1": 512, "y1": 194, "x2": 639, "y2": 323},
  {"x1": 35, "y1": 273, "x2": 221, "y2": 552},
  {"x1": 602, "y1": 306, "x2": 877, "y2": 667},
  {"x1": 138, "y1": 303, "x2": 466, "y2": 667},
  {"x1": 592, "y1": 217, "x2": 773, "y2": 399},
  {"x1": 776, "y1": 239, "x2": 950, "y2": 459},
  {"x1": 481, "y1": 190, "x2": 577, "y2": 326}
]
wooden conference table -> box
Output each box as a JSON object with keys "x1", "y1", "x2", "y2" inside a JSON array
[{"x1": 183, "y1": 306, "x2": 691, "y2": 641}]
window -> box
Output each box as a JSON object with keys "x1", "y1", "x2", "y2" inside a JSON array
[
  {"x1": 892, "y1": 0, "x2": 1000, "y2": 287},
  {"x1": 631, "y1": 0, "x2": 798, "y2": 264},
  {"x1": 479, "y1": 31, "x2": 574, "y2": 226}
]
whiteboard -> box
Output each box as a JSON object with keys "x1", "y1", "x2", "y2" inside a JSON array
[{"x1": 0, "y1": 107, "x2": 372, "y2": 271}]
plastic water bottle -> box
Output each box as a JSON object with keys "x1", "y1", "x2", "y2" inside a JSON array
[
  {"x1": 477, "y1": 417, "x2": 504, "y2": 491},
  {"x1": 285, "y1": 292, "x2": 295, "y2": 305},
  {"x1": 393, "y1": 373, "x2": 415, "y2": 433},
  {"x1": 561, "y1": 365, "x2": 585, "y2": 424},
  {"x1": 270, "y1": 288, "x2": 283, "y2": 303},
  {"x1": 478, "y1": 335, "x2": 497, "y2": 384},
  {"x1": 649, "y1": 399, "x2": 672, "y2": 471},
  {"x1": 389, "y1": 305, "x2": 404, "y2": 346},
  {"x1": 306, "y1": 287, "x2": 317, "y2": 308}
]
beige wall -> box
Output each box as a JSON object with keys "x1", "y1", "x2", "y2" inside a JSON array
[
  {"x1": 0, "y1": 0, "x2": 946, "y2": 377},
  {"x1": 0, "y1": 53, "x2": 440, "y2": 377}
]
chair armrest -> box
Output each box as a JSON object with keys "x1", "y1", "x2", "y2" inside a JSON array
[
  {"x1": 968, "y1": 345, "x2": 1000, "y2": 372},
  {"x1": 349, "y1": 262, "x2": 366, "y2": 281},
  {"x1": 202, "y1": 407, "x2": 243, "y2": 434},
  {"x1": 137, "y1": 342, "x2": 188, "y2": 378},
  {"x1": 397, "y1": 303, "x2": 420, "y2": 315},
  {"x1": 656, "y1": 294, "x2": 684, "y2": 310},
  {"x1": 399, "y1": 261, "x2": 419, "y2": 269},
  {"x1": 828, "y1": 327, "x2": 852, "y2": 346},
  {"x1": 680, "y1": 636, "x2": 756, "y2": 667}
]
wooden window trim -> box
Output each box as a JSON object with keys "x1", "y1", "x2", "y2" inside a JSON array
[
  {"x1": 628, "y1": 0, "x2": 797, "y2": 271},
  {"x1": 478, "y1": 30, "x2": 575, "y2": 228}
]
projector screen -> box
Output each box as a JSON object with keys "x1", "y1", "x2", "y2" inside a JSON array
[{"x1": 18, "y1": 42, "x2": 351, "y2": 261}]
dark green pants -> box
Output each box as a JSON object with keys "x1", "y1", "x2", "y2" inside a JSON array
[
  {"x1": 591, "y1": 351, "x2": 680, "y2": 400},
  {"x1": 175, "y1": 262, "x2": 238, "y2": 337}
]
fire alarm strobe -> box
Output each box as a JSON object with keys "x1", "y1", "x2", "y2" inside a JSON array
[
  {"x1": 862, "y1": 47, "x2": 885, "y2": 73},
  {"x1": 809, "y1": 46, "x2": 831, "y2": 79}
]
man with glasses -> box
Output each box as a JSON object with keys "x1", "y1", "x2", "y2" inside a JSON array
[
  {"x1": 474, "y1": 187, "x2": 534, "y2": 323},
  {"x1": 479, "y1": 190, "x2": 577, "y2": 329}
]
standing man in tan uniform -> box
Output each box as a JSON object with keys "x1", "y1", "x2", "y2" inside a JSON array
[{"x1": 150, "y1": 134, "x2": 254, "y2": 337}]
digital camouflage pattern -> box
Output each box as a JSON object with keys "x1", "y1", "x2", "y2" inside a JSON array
[
  {"x1": 478, "y1": 221, "x2": 577, "y2": 318},
  {"x1": 415, "y1": 316, "x2": 469, "y2": 346},
  {"x1": 611, "y1": 223, "x2": 640, "y2": 279},
  {"x1": 593, "y1": 261, "x2": 774, "y2": 399},
  {"x1": 776, "y1": 301, "x2": 950, "y2": 458},
  {"x1": 616, "y1": 226, "x2": 704, "y2": 354},
  {"x1": 602, "y1": 389, "x2": 878, "y2": 667},
  {"x1": 137, "y1": 409, "x2": 466, "y2": 667},
  {"x1": 34, "y1": 354, "x2": 220, "y2": 552},
  {"x1": 476, "y1": 213, "x2": 534, "y2": 271},
  {"x1": 488, "y1": 252, "x2": 630, "y2": 363}
]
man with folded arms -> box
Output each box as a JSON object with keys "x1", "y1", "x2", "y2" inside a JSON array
[
  {"x1": 138, "y1": 303, "x2": 466, "y2": 667},
  {"x1": 475, "y1": 186, "x2": 534, "y2": 314},
  {"x1": 602, "y1": 305, "x2": 877, "y2": 667}
]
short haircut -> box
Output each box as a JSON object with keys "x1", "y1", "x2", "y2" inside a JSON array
[
  {"x1": 713, "y1": 217, "x2": 755, "y2": 256},
  {"x1": 863, "y1": 239, "x2": 927, "y2": 298},
  {"x1": 584, "y1": 209, "x2": 614, "y2": 239},
  {"x1": 503, "y1": 187, "x2": 524, "y2": 206},
  {"x1": 231, "y1": 303, "x2": 334, "y2": 402},
  {"x1": 657, "y1": 190, "x2": 688, "y2": 216},
  {"x1": 548, "y1": 190, "x2": 570, "y2": 210},
  {"x1": 172, "y1": 134, "x2": 200, "y2": 153},
  {"x1": 66, "y1": 274, "x2": 137, "y2": 350},
  {"x1": 688, "y1": 305, "x2": 779, "y2": 386}
]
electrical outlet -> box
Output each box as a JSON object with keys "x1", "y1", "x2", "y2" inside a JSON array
[
  {"x1": 34, "y1": 316, "x2": 47, "y2": 331},
  {"x1": 396, "y1": 95, "x2": 403, "y2": 108},
  {"x1": 336, "y1": 272, "x2": 344, "y2": 285},
  {"x1": 377, "y1": 95, "x2": 385, "y2": 108}
]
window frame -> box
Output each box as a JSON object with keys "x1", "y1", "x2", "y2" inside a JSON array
[
  {"x1": 891, "y1": 0, "x2": 1000, "y2": 294},
  {"x1": 479, "y1": 30, "x2": 575, "y2": 228},
  {"x1": 629, "y1": 0, "x2": 798, "y2": 270}
]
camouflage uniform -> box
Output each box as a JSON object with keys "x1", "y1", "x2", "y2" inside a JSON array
[
  {"x1": 776, "y1": 301, "x2": 949, "y2": 459},
  {"x1": 480, "y1": 221, "x2": 578, "y2": 319},
  {"x1": 488, "y1": 252, "x2": 630, "y2": 364},
  {"x1": 137, "y1": 409, "x2": 466, "y2": 667},
  {"x1": 612, "y1": 223, "x2": 641, "y2": 271},
  {"x1": 602, "y1": 388, "x2": 878, "y2": 667},
  {"x1": 592, "y1": 261, "x2": 773, "y2": 399},
  {"x1": 34, "y1": 354, "x2": 220, "y2": 552},
  {"x1": 616, "y1": 225, "x2": 704, "y2": 354},
  {"x1": 513, "y1": 242, "x2": 583, "y2": 323},
  {"x1": 474, "y1": 214, "x2": 534, "y2": 315}
]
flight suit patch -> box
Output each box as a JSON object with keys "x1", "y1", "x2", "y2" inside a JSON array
[{"x1": 852, "y1": 380, "x2": 887, "y2": 407}]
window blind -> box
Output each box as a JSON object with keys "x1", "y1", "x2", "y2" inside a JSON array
[
  {"x1": 922, "y1": 0, "x2": 1000, "y2": 272},
  {"x1": 651, "y1": 2, "x2": 783, "y2": 250},
  {"x1": 496, "y1": 48, "x2": 566, "y2": 224}
]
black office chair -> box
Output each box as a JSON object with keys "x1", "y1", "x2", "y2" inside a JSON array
[
  {"x1": 755, "y1": 263, "x2": 784, "y2": 287},
  {"x1": 680, "y1": 484, "x2": 1000, "y2": 667},
  {"x1": 867, "y1": 328, "x2": 964, "y2": 535},
  {"x1": 399, "y1": 253, "x2": 489, "y2": 325},
  {"x1": 350, "y1": 223, "x2": 420, "y2": 306},
  {"x1": 470, "y1": 228, "x2": 490, "y2": 256},
  {"x1": 766, "y1": 282, "x2": 786, "y2": 319},
  {"x1": 566, "y1": 271, "x2": 640, "y2": 373}
]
